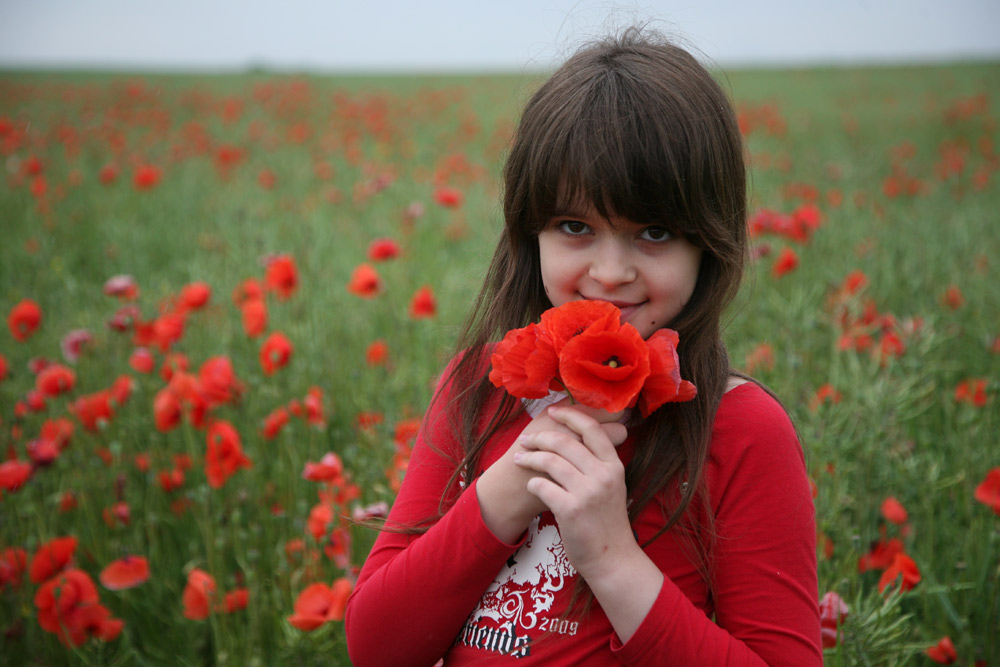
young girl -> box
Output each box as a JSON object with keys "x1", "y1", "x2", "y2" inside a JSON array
[{"x1": 345, "y1": 28, "x2": 822, "y2": 665}]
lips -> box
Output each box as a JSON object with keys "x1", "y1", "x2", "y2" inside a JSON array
[{"x1": 580, "y1": 296, "x2": 645, "y2": 322}]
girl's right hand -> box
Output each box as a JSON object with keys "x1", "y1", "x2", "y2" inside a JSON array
[{"x1": 475, "y1": 398, "x2": 628, "y2": 543}]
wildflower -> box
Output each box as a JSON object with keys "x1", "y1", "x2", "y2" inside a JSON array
[
  {"x1": 35, "y1": 569, "x2": 123, "y2": 646},
  {"x1": 8, "y1": 299, "x2": 42, "y2": 341},
  {"x1": 880, "y1": 496, "x2": 908, "y2": 525},
  {"x1": 205, "y1": 420, "x2": 252, "y2": 488},
  {"x1": 809, "y1": 383, "x2": 842, "y2": 411},
  {"x1": 744, "y1": 342, "x2": 775, "y2": 374},
  {"x1": 0, "y1": 460, "x2": 33, "y2": 493},
  {"x1": 60, "y1": 329, "x2": 93, "y2": 363},
  {"x1": 129, "y1": 347, "x2": 155, "y2": 373},
  {"x1": 302, "y1": 453, "x2": 344, "y2": 483},
  {"x1": 433, "y1": 186, "x2": 463, "y2": 208},
  {"x1": 974, "y1": 467, "x2": 1000, "y2": 515},
  {"x1": 878, "y1": 552, "x2": 920, "y2": 593},
  {"x1": 954, "y1": 378, "x2": 988, "y2": 407},
  {"x1": 102, "y1": 274, "x2": 139, "y2": 300},
  {"x1": 347, "y1": 263, "x2": 381, "y2": 298},
  {"x1": 182, "y1": 569, "x2": 216, "y2": 620},
  {"x1": 287, "y1": 579, "x2": 353, "y2": 630},
  {"x1": 133, "y1": 164, "x2": 161, "y2": 189},
  {"x1": 99, "y1": 556, "x2": 150, "y2": 590},
  {"x1": 260, "y1": 332, "x2": 293, "y2": 375},
  {"x1": 366, "y1": 339, "x2": 389, "y2": 366},
  {"x1": 36, "y1": 363, "x2": 76, "y2": 397},
  {"x1": 262, "y1": 406, "x2": 290, "y2": 439},
  {"x1": 179, "y1": 282, "x2": 211, "y2": 310},
  {"x1": 409, "y1": 285, "x2": 437, "y2": 318},
  {"x1": 772, "y1": 247, "x2": 799, "y2": 278},
  {"x1": 264, "y1": 254, "x2": 298, "y2": 300},
  {"x1": 0, "y1": 547, "x2": 27, "y2": 589},
  {"x1": 925, "y1": 636, "x2": 957, "y2": 664},
  {"x1": 29, "y1": 536, "x2": 78, "y2": 584},
  {"x1": 818, "y1": 591, "x2": 848, "y2": 649},
  {"x1": 368, "y1": 237, "x2": 401, "y2": 261},
  {"x1": 941, "y1": 284, "x2": 964, "y2": 310}
]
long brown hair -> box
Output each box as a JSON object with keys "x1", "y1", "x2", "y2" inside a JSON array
[{"x1": 432, "y1": 26, "x2": 748, "y2": 572}]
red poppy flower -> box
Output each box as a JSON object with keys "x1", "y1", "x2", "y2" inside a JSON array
[
  {"x1": 152, "y1": 311, "x2": 186, "y2": 352},
  {"x1": 303, "y1": 386, "x2": 325, "y2": 426},
  {"x1": 880, "y1": 496, "x2": 908, "y2": 525},
  {"x1": 8, "y1": 299, "x2": 42, "y2": 341},
  {"x1": 36, "y1": 363, "x2": 76, "y2": 397},
  {"x1": 559, "y1": 325, "x2": 651, "y2": 412},
  {"x1": 98, "y1": 163, "x2": 118, "y2": 184},
  {"x1": 59, "y1": 491, "x2": 77, "y2": 512},
  {"x1": 258, "y1": 169, "x2": 276, "y2": 189},
  {"x1": 41, "y1": 417, "x2": 74, "y2": 450},
  {"x1": 772, "y1": 247, "x2": 799, "y2": 278},
  {"x1": 153, "y1": 387, "x2": 182, "y2": 432},
  {"x1": 877, "y1": 552, "x2": 921, "y2": 593},
  {"x1": 941, "y1": 284, "x2": 964, "y2": 310},
  {"x1": 133, "y1": 164, "x2": 161, "y2": 189},
  {"x1": 925, "y1": 636, "x2": 957, "y2": 664},
  {"x1": 857, "y1": 535, "x2": 904, "y2": 573},
  {"x1": 0, "y1": 459, "x2": 33, "y2": 493},
  {"x1": 222, "y1": 588, "x2": 249, "y2": 613},
  {"x1": 743, "y1": 342, "x2": 775, "y2": 374},
  {"x1": 488, "y1": 323, "x2": 559, "y2": 399},
  {"x1": 308, "y1": 502, "x2": 334, "y2": 543},
  {"x1": 241, "y1": 298, "x2": 268, "y2": 338},
  {"x1": 366, "y1": 339, "x2": 389, "y2": 366},
  {"x1": 260, "y1": 331, "x2": 293, "y2": 375},
  {"x1": 974, "y1": 467, "x2": 1000, "y2": 515},
  {"x1": 287, "y1": 579, "x2": 353, "y2": 630},
  {"x1": 637, "y1": 328, "x2": 697, "y2": 416},
  {"x1": 818, "y1": 591, "x2": 848, "y2": 648},
  {"x1": 347, "y1": 263, "x2": 381, "y2": 298},
  {"x1": 198, "y1": 355, "x2": 243, "y2": 406},
  {"x1": 0, "y1": 547, "x2": 27, "y2": 590},
  {"x1": 0, "y1": 352, "x2": 7, "y2": 382},
  {"x1": 69, "y1": 389, "x2": 114, "y2": 432},
  {"x1": 265, "y1": 254, "x2": 298, "y2": 300},
  {"x1": 368, "y1": 237, "x2": 401, "y2": 261},
  {"x1": 35, "y1": 568, "x2": 123, "y2": 646},
  {"x1": 99, "y1": 555, "x2": 150, "y2": 590},
  {"x1": 539, "y1": 300, "x2": 621, "y2": 354},
  {"x1": 182, "y1": 568, "x2": 216, "y2": 620},
  {"x1": 955, "y1": 378, "x2": 988, "y2": 407},
  {"x1": 302, "y1": 452, "x2": 344, "y2": 483},
  {"x1": 129, "y1": 347, "x2": 155, "y2": 374},
  {"x1": 262, "y1": 406, "x2": 290, "y2": 439},
  {"x1": 29, "y1": 536, "x2": 78, "y2": 584},
  {"x1": 102, "y1": 274, "x2": 139, "y2": 300},
  {"x1": 27, "y1": 437, "x2": 60, "y2": 466},
  {"x1": 409, "y1": 285, "x2": 437, "y2": 319},
  {"x1": 179, "y1": 282, "x2": 211, "y2": 311},
  {"x1": 60, "y1": 328, "x2": 93, "y2": 363},
  {"x1": 809, "y1": 383, "x2": 842, "y2": 411},
  {"x1": 232, "y1": 278, "x2": 263, "y2": 306},
  {"x1": 205, "y1": 420, "x2": 252, "y2": 488}
]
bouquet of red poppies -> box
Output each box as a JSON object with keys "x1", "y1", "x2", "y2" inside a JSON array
[{"x1": 488, "y1": 300, "x2": 696, "y2": 417}]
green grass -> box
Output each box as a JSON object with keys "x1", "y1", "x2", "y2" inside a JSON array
[{"x1": 1, "y1": 61, "x2": 998, "y2": 665}]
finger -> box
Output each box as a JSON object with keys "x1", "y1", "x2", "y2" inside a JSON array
[
  {"x1": 547, "y1": 406, "x2": 620, "y2": 461},
  {"x1": 602, "y1": 422, "x2": 628, "y2": 446},
  {"x1": 513, "y1": 448, "x2": 584, "y2": 490},
  {"x1": 516, "y1": 430, "x2": 598, "y2": 477}
]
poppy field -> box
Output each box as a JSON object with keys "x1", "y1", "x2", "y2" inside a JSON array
[{"x1": 1, "y1": 61, "x2": 998, "y2": 665}]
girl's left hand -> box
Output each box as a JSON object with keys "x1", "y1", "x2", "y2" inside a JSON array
[{"x1": 512, "y1": 405, "x2": 637, "y2": 581}]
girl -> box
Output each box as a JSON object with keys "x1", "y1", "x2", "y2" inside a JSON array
[{"x1": 345, "y1": 27, "x2": 822, "y2": 665}]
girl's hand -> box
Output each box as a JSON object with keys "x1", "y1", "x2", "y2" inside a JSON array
[
  {"x1": 475, "y1": 399, "x2": 626, "y2": 544},
  {"x1": 512, "y1": 405, "x2": 636, "y2": 580}
]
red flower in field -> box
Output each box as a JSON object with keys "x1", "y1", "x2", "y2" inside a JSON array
[
  {"x1": 302, "y1": 452, "x2": 344, "y2": 483},
  {"x1": 409, "y1": 285, "x2": 437, "y2": 319},
  {"x1": 59, "y1": 491, "x2": 77, "y2": 512},
  {"x1": 880, "y1": 496, "x2": 908, "y2": 525},
  {"x1": 179, "y1": 282, "x2": 211, "y2": 311},
  {"x1": 198, "y1": 355, "x2": 243, "y2": 406},
  {"x1": 925, "y1": 636, "x2": 958, "y2": 664},
  {"x1": 560, "y1": 325, "x2": 651, "y2": 412},
  {"x1": 1, "y1": 547, "x2": 27, "y2": 590},
  {"x1": 35, "y1": 568, "x2": 123, "y2": 646},
  {"x1": 366, "y1": 339, "x2": 388, "y2": 366},
  {"x1": 102, "y1": 501, "x2": 131, "y2": 527},
  {"x1": 262, "y1": 406, "x2": 290, "y2": 439},
  {"x1": 356, "y1": 411, "x2": 383, "y2": 431},
  {"x1": 182, "y1": 568, "x2": 217, "y2": 620},
  {"x1": 222, "y1": 588, "x2": 249, "y2": 613},
  {"x1": 257, "y1": 168, "x2": 276, "y2": 189},
  {"x1": 129, "y1": 347, "x2": 155, "y2": 373},
  {"x1": 875, "y1": 331, "x2": 906, "y2": 365},
  {"x1": 954, "y1": 378, "x2": 988, "y2": 407},
  {"x1": 433, "y1": 186, "x2": 463, "y2": 208},
  {"x1": 974, "y1": 467, "x2": 1000, "y2": 515},
  {"x1": 878, "y1": 552, "x2": 920, "y2": 593},
  {"x1": 241, "y1": 298, "x2": 268, "y2": 338},
  {"x1": 368, "y1": 237, "x2": 401, "y2": 261},
  {"x1": 205, "y1": 420, "x2": 252, "y2": 488},
  {"x1": 743, "y1": 342, "x2": 775, "y2": 374},
  {"x1": 287, "y1": 579, "x2": 353, "y2": 630},
  {"x1": 133, "y1": 164, "x2": 161, "y2": 189},
  {"x1": 818, "y1": 591, "x2": 848, "y2": 648},
  {"x1": 158, "y1": 466, "x2": 185, "y2": 492},
  {"x1": 8, "y1": 299, "x2": 42, "y2": 341},
  {"x1": 153, "y1": 387, "x2": 182, "y2": 432},
  {"x1": 0, "y1": 352, "x2": 7, "y2": 382},
  {"x1": 36, "y1": 363, "x2": 76, "y2": 397},
  {"x1": 347, "y1": 263, "x2": 381, "y2": 298},
  {"x1": 858, "y1": 536, "x2": 904, "y2": 573},
  {"x1": 260, "y1": 331, "x2": 293, "y2": 375},
  {"x1": 941, "y1": 284, "x2": 964, "y2": 310},
  {"x1": 637, "y1": 328, "x2": 697, "y2": 417},
  {"x1": 772, "y1": 247, "x2": 799, "y2": 278},
  {"x1": 0, "y1": 459, "x2": 33, "y2": 493},
  {"x1": 99, "y1": 555, "x2": 150, "y2": 590},
  {"x1": 265, "y1": 254, "x2": 298, "y2": 300},
  {"x1": 231, "y1": 278, "x2": 263, "y2": 306},
  {"x1": 60, "y1": 328, "x2": 93, "y2": 363},
  {"x1": 98, "y1": 163, "x2": 118, "y2": 185},
  {"x1": 69, "y1": 390, "x2": 114, "y2": 432},
  {"x1": 29, "y1": 536, "x2": 77, "y2": 584},
  {"x1": 488, "y1": 323, "x2": 559, "y2": 399},
  {"x1": 103, "y1": 274, "x2": 139, "y2": 300},
  {"x1": 809, "y1": 383, "x2": 842, "y2": 411},
  {"x1": 41, "y1": 417, "x2": 74, "y2": 450},
  {"x1": 27, "y1": 437, "x2": 60, "y2": 466}
]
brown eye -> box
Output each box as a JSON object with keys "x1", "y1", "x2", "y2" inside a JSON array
[
  {"x1": 640, "y1": 226, "x2": 671, "y2": 242},
  {"x1": 558, "y1": 220, "x2": 590, "y2": 235}
]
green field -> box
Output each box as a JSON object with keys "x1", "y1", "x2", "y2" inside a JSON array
[{"x1": 1, "y1": 62, "x2": 998, "y2": 664}]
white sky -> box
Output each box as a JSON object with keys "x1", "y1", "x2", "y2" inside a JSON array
[{"x1": 1, "y1": 0, "x2": 998, "y2": 72}]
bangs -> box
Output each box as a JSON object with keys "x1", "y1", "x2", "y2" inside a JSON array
[{"x1": 518, "y1": 67, "x2": 702, "y2": 239}]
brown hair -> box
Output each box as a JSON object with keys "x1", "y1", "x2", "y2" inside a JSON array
[{"x1": 433, "y1": 25, "x2": 748, "y2": 582}]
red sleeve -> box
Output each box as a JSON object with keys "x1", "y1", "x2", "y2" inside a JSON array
[
  {"x1": 612, "y1": 384, "x2": 823, "y2": 665},
  {"x1": 344, "y1": 365, "x2": 526, "y2": 667}
]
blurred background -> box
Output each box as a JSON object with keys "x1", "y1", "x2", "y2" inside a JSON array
[{"x1": 1, "y1": 0, "x2": 999, "y2": 73}]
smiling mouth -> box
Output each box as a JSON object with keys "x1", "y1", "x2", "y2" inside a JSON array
[{"x1": 581, "y1": 296, "x2": 645, "y2": 317}]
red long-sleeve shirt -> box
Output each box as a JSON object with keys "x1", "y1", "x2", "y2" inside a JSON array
[{"x1": 346, "y1": 379, "x2": 822, "y2": 665}]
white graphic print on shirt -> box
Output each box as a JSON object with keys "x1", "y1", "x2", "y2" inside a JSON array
[{"x1": 456, "y1": 513, "x2": 577, "y2": 658}]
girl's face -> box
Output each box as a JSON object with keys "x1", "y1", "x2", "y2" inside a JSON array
[{"x1": 538, "y1": 203, "x2": 702, "y2": 339}]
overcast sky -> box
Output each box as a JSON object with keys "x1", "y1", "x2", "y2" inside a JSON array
[{"x1": 1, "y1": 0, "x2": 998, "y2": 72}]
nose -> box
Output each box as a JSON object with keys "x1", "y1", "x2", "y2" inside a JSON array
[{"x1": 588, "y1": 239, "x2": 636, "y2": 288}]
